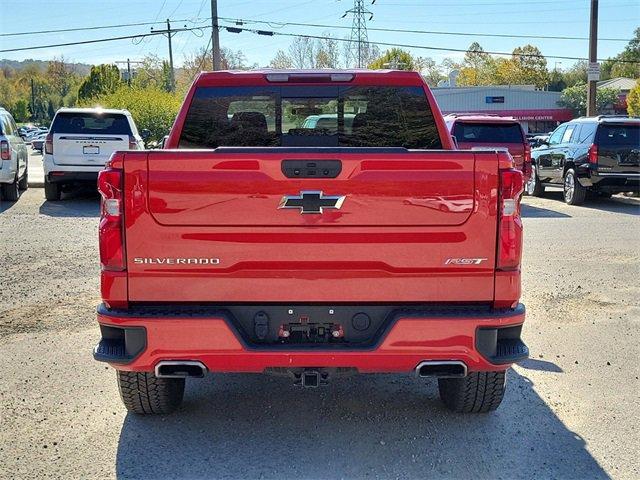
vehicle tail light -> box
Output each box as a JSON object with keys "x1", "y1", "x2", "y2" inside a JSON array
[
  {"x1": 588, "y1": 143, "x2": 598, "y2": 166},
  {"x1": 128, "y1": 135, "x2": 138, "y2": 150},
  {"x1": 497, "y1": 168, "x2": 524, "y2": 271},
  {"x1": 97, "y1": 167, "x2": 125, "y2": 271},
  {"x1": 44, "y1": 133, "x2": 53, "y2": 154},
  {"x1": 523, "y1": 143, "x2": 532, "y2": 180},
  {"x1": 0, "y1": 140, "x2": 9, "y2": 160}
]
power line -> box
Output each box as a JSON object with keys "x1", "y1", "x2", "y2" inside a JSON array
[
  {"x1": 0, "y1": 26, "x2": 209, "y2": 53},
  {"x1": 0, "y1": 18, "x2": 201, "y2": 37},
  {"x1": 218, "y1": 24, "x2": 640, "y2": 64},
  {"x1": 2, "y1": 22, "x2": 638, "y2": 64},
  {"x1": 3, "y1": 16, "x2": 633, "y2": 43},
  {"x1": 218, "y1": 16, "x2": 633, "y2": 42}
]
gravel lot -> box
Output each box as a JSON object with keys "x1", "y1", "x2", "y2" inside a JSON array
[{"x1": 0, "y1": 173, "x2": 638, "y2": 479}]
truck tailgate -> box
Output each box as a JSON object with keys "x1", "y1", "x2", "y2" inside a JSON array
[{"x1": 124, "y1": 149, "x2": 500, "y2": 303}]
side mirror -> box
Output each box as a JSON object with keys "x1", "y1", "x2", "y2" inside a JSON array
[
  {"x1": 160, "y1": 135, "x2": 169, "y2": 149},
  {"x1": 140, "y1": 129, "x2": 151, "y2": 141}
]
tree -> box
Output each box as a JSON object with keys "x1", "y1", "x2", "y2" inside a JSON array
[
  {"x1": 79, "y1": 86, "x2": 181, "y2": 142},
  {"x1": 11, "y1": 99, "x2": 29, "y2": 122},
  {"x1": 78, "y1": 64, "x2": 121, "y2": 101},
  {"x1": 457, "y1": 42, "x2": 494, "y2": 86},
  {"x1": 269, "y1": 50, "x2": 294, "y2": 69},
  {"x1": 559, "y1": 83, "x2": 620, "y2": 116},
  {"x1": 289, "y1": 37, "x2": 316, "y2": 69},
  {"x1": 562, "y1": 61, "x2": 588, "y2": 88},
  {"x1": 510, "y1": 44, "x2": 549, "y2": 89},
  {"x1": 627, "y1": 80, "x2": 640, "y2": 116},
  {"x1": 601, "y1": 27, "x2": 640, "y2": 79}
]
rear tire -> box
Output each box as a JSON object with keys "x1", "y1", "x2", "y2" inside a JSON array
[
  {"x1": 18, "y1": 162, "x2": 28, "y2": 190},
  {"x1": 1, "y1": 177, "x2": 19, "y2": 202},
  {"x1": 44, "y1": 179, "x2": 61, "y2": 201},
  {"x1": 526, "y1": 164, "x2": 545, "y2": 197},
  {"x1": 438, "y1": 371, "x2": 506, "y2": 413},
  {"x1": 117, "y1": 371, "x2": 185, "y2": 415},
  {"x1": 563, "y1": 168, "x2": 586, "y2": 205}
]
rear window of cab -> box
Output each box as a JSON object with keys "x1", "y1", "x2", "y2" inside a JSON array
[
  {"x1": 453, "y1": 122, "x2": 524, "y2": 144},
  {"x1": 178, "y1": 85, "x2": 442, "y2": 149},
  {"x1": 51, "y1": 112, "x2": 132, "y2": 135}
]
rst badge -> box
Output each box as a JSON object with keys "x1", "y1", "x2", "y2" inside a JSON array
[
  {"x1": 445, "y1": 258, "x2": 487, "y2": 265},
  {"x1": 279, "y1": 191, "x2": 346, "y2": 214}
]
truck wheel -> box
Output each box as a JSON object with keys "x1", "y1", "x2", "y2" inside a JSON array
[
  {"x1": 438, "y1": 371, "x2": 506, "y2": 413},
  {"x1": 525, "y1": 164, "x2": 545, "y2": 197},
  {"x1": 18, "y1": 162, "x2": 28, "y2": 190},
  {"x1": 116, "y1": 371, "x2": 185, "y2": 415},
  {"x1": 1, "y1": 177, "x2": 19, "y2": 202},
  {"x1": 44, "y1": 179, "x2": 61, "y2": 201},
  {"x1": 563, "y1": 168, "x2": 586, "y2": 205}
]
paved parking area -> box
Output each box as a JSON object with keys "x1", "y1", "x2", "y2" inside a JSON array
[{"x1": 0, "y1": 187, "x2": 638, "y2": 479}]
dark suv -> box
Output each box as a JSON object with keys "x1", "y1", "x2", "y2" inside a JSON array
[{"x1": 528, "y1": 116, "x2": 639, "y2": 205}]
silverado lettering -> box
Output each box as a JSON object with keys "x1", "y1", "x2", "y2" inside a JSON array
[
  {"x1": 94, "y1": 70, "x2": 528, "y2": 415},
  {"x1": 133, "y1": 257, "x2": 220, "y2": 265}
]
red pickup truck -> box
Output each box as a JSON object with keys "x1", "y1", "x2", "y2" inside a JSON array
[{"x1": 94, "y1": 70, "x2": 528, "y2": 415}]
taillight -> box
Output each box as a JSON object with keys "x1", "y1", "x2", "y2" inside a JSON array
[
  {"x1": 523, "y1": 144, "x2": 532, "y2": 180},
  {"x1": 497, "y1": 168, "x2": 524, "y2": 271},
  {"x1": 0, "y1": 140, "x2": 9, "y2": 160},
  {"x1": 128, "y1": 135, "x2": 138, "y2": 150},
  {"x1": 97, "y1": 167, "x2": 125, "y2": 271},
  {"x1": 588, "y1": 144, "x2": 598, "y2": 166},
  {"x1": 44, "y1": 133, "x2": 53, "y2": 154}
]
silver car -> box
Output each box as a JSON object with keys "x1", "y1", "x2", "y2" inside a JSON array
[{"x1": 0, "y1": 108, "x2": 29, "y2": 201}]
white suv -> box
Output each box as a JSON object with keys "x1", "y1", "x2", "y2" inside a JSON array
[
  {"x1": 0, "y1": 108, "x2": 28, "y2": 201},
  {"x1": 43, "y1": 108, "x2": 148, "y2": 200}
]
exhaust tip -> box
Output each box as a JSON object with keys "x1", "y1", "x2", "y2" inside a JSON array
[
  {"x1": 155, "y1": 361, "x2": 207, "y2": 378},
  {"x1": 415, "y1": 361, "x2": 467, "y2": 378}
]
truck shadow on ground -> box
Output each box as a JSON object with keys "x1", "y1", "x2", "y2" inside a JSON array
[
  {"x1": 521, "y1": 203, "x2": 571, "y2": 218},
  {"x1": 38, "y1": 187, "x2": 99, "y2": 218},
  {"x1": 116, "y1": 370, "x2": 607, "y2": 479},
  {"x1": 535, "y1": 190, "x2": 640, "y2": 216}
]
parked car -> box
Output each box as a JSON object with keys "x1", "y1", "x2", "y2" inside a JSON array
[
  {"x1": 529, "y1": 134, "x2": 550, "y2": 149},
  {"x1": 43, "y1": 108, "x2": 149, "y2": 200},
  {"x1": 31, "y1": 132, "x2": 48, "y2": 152},
  {"x1": 0, "y1": 107, "x2": 29, "y2": 201},
  {"x1": 94, "y1": 70, "x2": 528, "y2": 415},
  {"x1": 528, "y1": 116, "x2": 640, "y2": 205},
  {"x1": 445, "y1": 114, "x2": 531, "y2": 180}
]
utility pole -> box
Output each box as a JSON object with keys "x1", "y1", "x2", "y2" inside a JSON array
[
  {"x1": 587, "y1": 0, "x2": 599, "y2": 116},
  {"x1": 343, "y1": 0, "x2": 374, "y2": 68},
  {"x1": 115, "y1": 59, "x2": 143, "y2": 85},
  {"x1": 30, "y1": 78, "x2": 35, "y2": 121},
  {"x1": 211, "y1": 0, "x2": 221, "y2": 70},
  {"x1": 151, "y1": 20, "x2": 176, "y2": 92}
]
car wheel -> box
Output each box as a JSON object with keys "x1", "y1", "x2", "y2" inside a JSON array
[
  {"x1": 44, "y1": 178, "x2": 61, "y2": 201},
  {"x1": 116, "y1": 371, "x2": 185, "y2": 415},
  {"x1": 525, "y1": 164, "x2": 545, "y2": 197},
  {"x1": 563, "y1": 168, "x2": 586, "y2": 205},
  {"x1": 18, "y1": 160, "x2": 28, "y2": 190},
  {"x1": 438, "y1": 370, "x2": 506, "y2": 413},
  {"x1": 1, "y1": 176, "x2": 20, "y2": 202}
]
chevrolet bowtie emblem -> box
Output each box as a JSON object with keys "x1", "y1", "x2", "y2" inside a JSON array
[{"x1": 278, "y1": 191, "x2": 346, "y2": 214}]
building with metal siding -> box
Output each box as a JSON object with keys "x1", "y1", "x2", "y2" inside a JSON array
[{"x1": 431, "y1": 85, "x2": 573, "y2": 134}]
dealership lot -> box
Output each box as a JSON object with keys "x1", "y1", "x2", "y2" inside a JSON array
[{"x1": 1, "y1": 159, "x2": 639, "y2": 479}]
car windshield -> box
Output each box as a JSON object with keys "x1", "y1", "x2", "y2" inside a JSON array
[
  {"x1": 179, "y1": 85, "x2": 442, "y2": 149},
  {"x1": 597, "y1": 124, "x2": 640, "y2": 147},
  {"x1": 453, "y1": 122, "x2": 523, "y2": 143},
  {"x1": 51, "y1": 112, "x2": 132, "y2": 135}
]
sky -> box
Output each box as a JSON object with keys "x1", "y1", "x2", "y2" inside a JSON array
[{"x1": 1, "y1": 0, "x2": 638, "y2": 72}]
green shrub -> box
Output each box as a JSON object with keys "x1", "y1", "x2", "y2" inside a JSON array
[{"x1": 79, "y1": 86, "x2": 182, "y2": 142}]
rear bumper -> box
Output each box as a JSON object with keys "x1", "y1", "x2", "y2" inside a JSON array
[
  {"x1": 46, "y1": 171, "x2": 99, "y2": 184},
  {"x1": 581, "y1": 171, "x2": 640, "y2": 192},
  {"x1": 94, "y1": 303, "x2": 528, "y2": 373}
]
